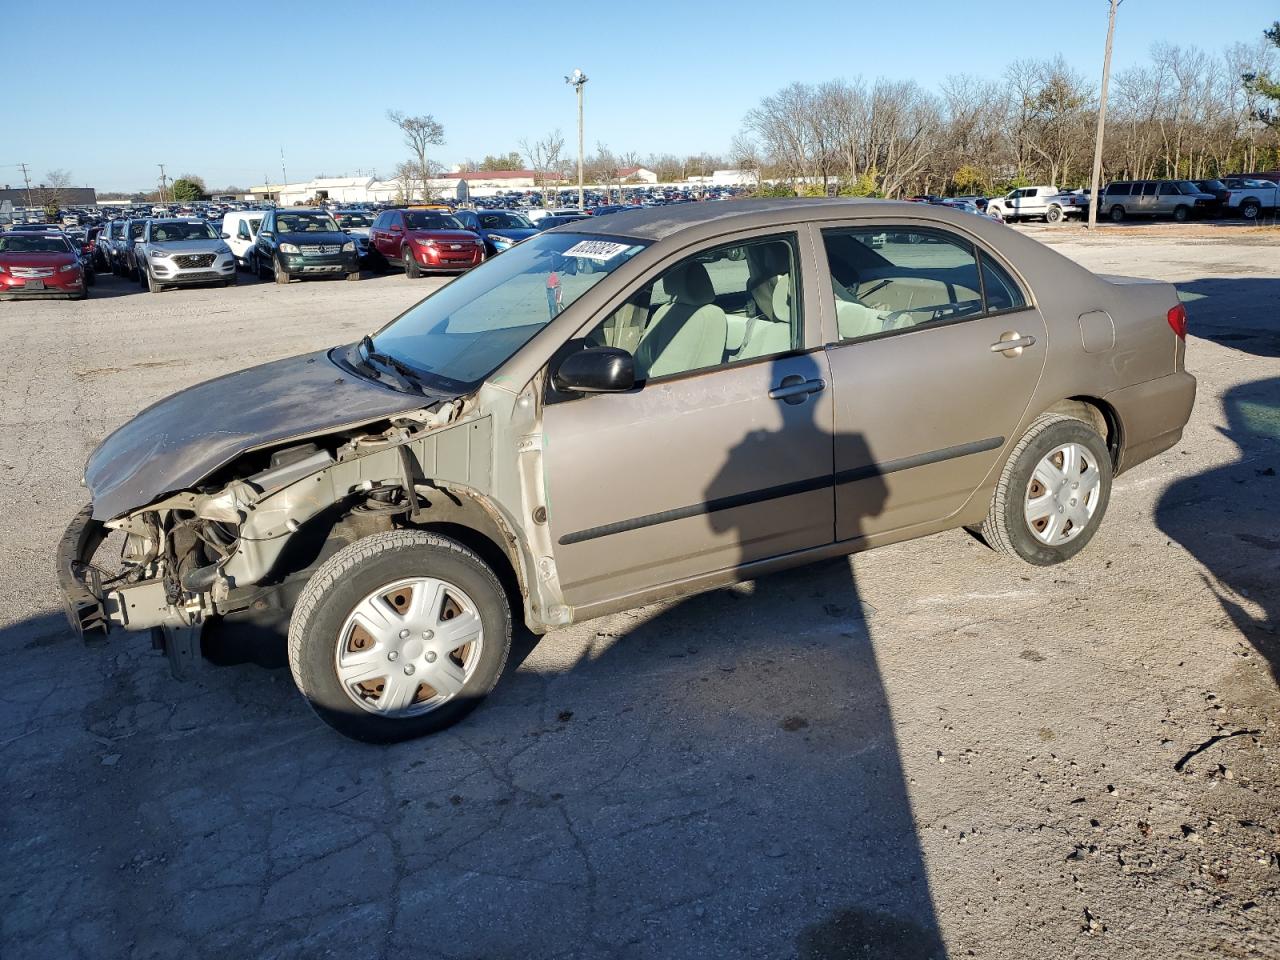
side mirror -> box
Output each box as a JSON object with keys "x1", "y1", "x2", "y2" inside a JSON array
[
  {"x1": 554, "y1": 346, "x2": 636, "y2": 394},
  {"x1": 220, "y1": 231, "x2": 230, "y2": 239}
]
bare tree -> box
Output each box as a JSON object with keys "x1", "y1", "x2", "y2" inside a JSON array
[
  {"x1": 521, "y1": 130, "x2": 565, "y2": 206},
  {"x1": 387, "y1": 110, "x2": 445, "y2": 196},
  {"x1": 42, "y1": 169, "x2": 73, "y2": 213}
]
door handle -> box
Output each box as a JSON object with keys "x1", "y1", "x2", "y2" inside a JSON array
[
  {"x1": 769, "y1": 376, "x2": 826, "y2": 404},
  {"x1": 991, "y1": 332, "x2": 1037, "y2": 357}
]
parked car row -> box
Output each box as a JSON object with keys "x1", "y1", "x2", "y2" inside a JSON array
[{"x1": 977, "y1": 173, "x2": 1280, "y2": 225}]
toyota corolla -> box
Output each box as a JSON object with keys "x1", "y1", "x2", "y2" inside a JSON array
[{"x1": 59, "y1": 199, "x2": 1195, "y2": 742}]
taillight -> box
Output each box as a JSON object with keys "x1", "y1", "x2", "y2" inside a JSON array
[{"x1": 1167, "y1": 302, "x2": 1188, "y2": 339}]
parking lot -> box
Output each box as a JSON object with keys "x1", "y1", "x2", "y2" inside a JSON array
[{"x1": 2, "y1": 227, "x2": 1278, "y2": 959}]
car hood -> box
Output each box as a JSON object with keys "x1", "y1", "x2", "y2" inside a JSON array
[
  {"x1": 0, "y1": 251, "x2": 77, "y2": 267},
  {"x1": 276, "y1": 230, "x2": 350, "y2": 245},
  {"x1": 483, "y1": 227, "x2": 538, "y2": 240},
  {"x1": 148, "y1": 240, "x2": 230, "y2": 253},
  {"x1": 84, "y1": 348, "x2": 446, "y2": 521},
  {"x1": 406, "y1": 229, "x2": 481, "y2": 242}
]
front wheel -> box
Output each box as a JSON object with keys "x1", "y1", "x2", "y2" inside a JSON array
[
  {"x1": 274, "y1": 257, "x2": 291, "y2": 285},
  {"x1": 1109, "y1": 205, "x2": 1125, "y2": 223},
  {"x1": 288, "y1": 531, "x2": 512, "y2": 743},
  {"x1": 146, "y1": 268, "x2": 161, "y2": 293},
  {"x1": 976, "y1": 414, "x2": 1112, "y2": 566},
  {"x1": 403, "y1": 246, "x2": 422, "y2": 279}
]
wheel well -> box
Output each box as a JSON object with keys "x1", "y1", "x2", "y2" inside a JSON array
[
  {"x1": 411, "y1": 521, "x2": 524, "y2": 630},
  {"x1": 1043, "y1": 397, "x2": 1122, "y2": 467}
]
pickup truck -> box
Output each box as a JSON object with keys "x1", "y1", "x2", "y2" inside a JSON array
[
  {"x1": 985, "y1": 186, "x2": 1085, "y2": 223},
  {"x1": 1221, "y1": 178, "x2": 1280, "y2": 220}
]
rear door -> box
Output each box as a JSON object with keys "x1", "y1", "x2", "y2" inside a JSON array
[
  {"x1": 814, "y1": 220, "x2": 1048, "y2": 541},
  {"x1": 543, "y1": 229, "x2": 835, "y2": 609}
]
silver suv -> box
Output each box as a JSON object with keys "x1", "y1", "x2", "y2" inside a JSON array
[{"x1": 136, "y1": 218, "x2": 238, "y2": 292}]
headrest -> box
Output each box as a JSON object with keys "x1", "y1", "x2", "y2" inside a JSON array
[
  {"x1": 755, "y1": 243, "x2": 789, "y2": 276},
  {"x1": 772, "y1": 274, "x2": 792, "y2": 323},
  {"x1": 668, "y1": 262, "x2": 715, "y2": 307}
]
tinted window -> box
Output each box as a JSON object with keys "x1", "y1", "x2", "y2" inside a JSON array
[
  {"x1": 275, "y1": 212, "x2": 339, "y2": 232},
  {"x1": 1141, "y1": 182, "x2": 1158, "y2": 196},
  {"x1": 822, "y1": 228, "x2": 986, "y2": 342},
  {"x1": 1157, "y1": 182, "x2": 1180, "y2": 196},
  {"x1": 1106, "y1": 183, "x2": 1130, "y2": 196},
  {"x1": 405, "y1": 211, "x2": 463, "y2": 230},
  {"x1": 980, "y1": 255, "x2": 1026, "y2": 312},
  {"x1": 588, "y1": 235, "x2": 802, "y2": 380}
]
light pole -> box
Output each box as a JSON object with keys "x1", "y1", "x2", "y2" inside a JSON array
[
  {"x1": 1088, "y1": 0, "x2": 1122, "y2": 229},
  {"x1": 565, "y1": 68, "x2": 588, "y2": 210}
]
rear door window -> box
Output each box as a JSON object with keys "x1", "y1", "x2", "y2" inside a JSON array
[{"x1": 821, "y1": 227, "x2": 1023, "y2": 343}]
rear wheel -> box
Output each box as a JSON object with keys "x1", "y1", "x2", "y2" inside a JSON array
[
  {"x1": 1242, "y1": 201, "x2": 1261, "y2": 221},
  {"x1": 1045, "y1": 205, "x2": 1063, "y2": 224},
  {"x1": 403, "y1": 246, "x2": 422, "y2": 279},
  {"x1": 1172, "y1": 205, "x2": 1190, "y2": 223},
  {"x1": 977, "y1": 414, "x2": 1112, "y2": 566},
  {"x1": 1109, "y1": 205, "x2": 1125, "y2": 223},
  {"x1": 288, "y1": 531, "x2": 512, "y2": 743}
]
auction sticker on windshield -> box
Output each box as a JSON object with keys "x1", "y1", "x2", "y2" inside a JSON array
[{"x1": 563, "y1": 240, "x2": 634, "y2": 261}]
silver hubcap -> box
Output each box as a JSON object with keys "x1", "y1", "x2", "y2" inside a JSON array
[
  {"x1": 335, "y1": 576, "x2": 483, "y2": 718},
  {"x1": 1024, "y1": 442, "x2": 1101, "y2": 546}
]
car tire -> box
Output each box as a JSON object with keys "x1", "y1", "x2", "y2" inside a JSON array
[
  {"x1": 1242, "y1": 201, "x2": 1261, "y2": 221},
  {"x1": 1173, "y1": 205, "x2": 1190, "y2": 223},
  {"x1": 146, "y1": 267, "x2": 161, "y2": 294},
  {"x1": 70, "y1": 290, "x2": 88, "y2": 301},
  {"x1": 346, "y1": 270, "x2": 361, "y2": 281},
  {"x1": 403, "y1": 246, "x2": 422, "y2": 279},
  {"x1": 274, "y1": 257, "x2": 291, "y2": 285},
  {"x1": 1045, "y1": 205, "x2": 1063, "y2": 224},
  {"x1": 287, "y1": 530, "x2": 512, "y2": 743},
  {"x1": 1108, "y1": 205, "x2": 1125, "y2": 223},
  {"x1": 85, "y1": 269, "x2": 96, "y2": 287},
  {"x1": 977, "y1": 414, "x2": 1112, "y2": 567}
]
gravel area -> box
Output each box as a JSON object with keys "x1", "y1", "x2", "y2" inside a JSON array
[{"x1": 1, "y1": 233, "x2": 1277, "y2": 960}]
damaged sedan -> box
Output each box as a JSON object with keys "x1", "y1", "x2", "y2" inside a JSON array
[{"x1": 60, "y1": 199, "x2": 1196, "y2": 742}]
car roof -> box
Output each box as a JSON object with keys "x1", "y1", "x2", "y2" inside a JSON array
[{"x1": 568, "y1": 197, "x2": 926, "y2": 242}]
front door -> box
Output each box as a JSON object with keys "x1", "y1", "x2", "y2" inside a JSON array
[
  {"x1": 816, "y1": 223, "x2": 1048, "y2": 541},
  {"x1": 543, "y1": 232, "x2": 835, "y2": 609}
]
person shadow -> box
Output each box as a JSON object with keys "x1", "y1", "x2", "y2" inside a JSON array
[
  {"x1": 579, "y1": 350, "x2": 948, "y2": 958},
  {"x1": 1156, "y1": 375, "x2": 1280, "y2": 685}
]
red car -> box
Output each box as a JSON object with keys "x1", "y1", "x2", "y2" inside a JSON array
[
  {"x1": 0, "y1": 231, "x2": 88, "y2": 300},
  {"x1": 368, "y1": 208, "x2": 485, "y2": 278}
]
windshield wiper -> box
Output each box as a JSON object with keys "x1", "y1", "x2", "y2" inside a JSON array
[{"x1": 358, "y1": 335, "x2": 426, "y2": 393}]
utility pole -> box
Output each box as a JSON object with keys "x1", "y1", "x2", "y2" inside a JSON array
[
  {"x1": 566, "y1": 68, "x2": 588, "y2": 209},
  {"x1": 280, "y1": 147, "x2": 288, "y2": 188},
  {"x1": 1088, "y1": 0, "x2": 1121, "y2": 229},
  {"x1": 157, "y1": 163, "x2": 169, "y2": 203},
  {"x1": 18, "y1": 161, "x2": 32, "y2": 209}
]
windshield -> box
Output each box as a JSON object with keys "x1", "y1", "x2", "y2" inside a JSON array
[
  {"x1": 478, "y1": 212, "x2": 533, "y2": 230},
  {"x1": 150, "y1": 221, "x2": 217, "y2": 242},
  {"x1": 276, "y1": 212, "x2": 339, "y2": 232},
  {"x1": 1199, "y1": 180, "x2": 1226, "y2": 191},
  {"x1": 372, "y1": 232, "x2": 649, "y2": 390},
  {"x1": 335, "y1": 213, "x2": 372, "y2": 228},
  {"x1": 0, "y1": 234, "x2": 71, "y2": 253},
  {"x1": 405, "y1": 211, "x2": 463, "y2": 230}
]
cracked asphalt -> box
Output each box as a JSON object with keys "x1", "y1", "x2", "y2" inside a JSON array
[{"x1": 2, "y1": 228, "x2": 1278, "y2": 959}]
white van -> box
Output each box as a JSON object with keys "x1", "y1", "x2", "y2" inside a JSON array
[{"x1": 221, "y1": 211, "x2": 264, "y2": 267}]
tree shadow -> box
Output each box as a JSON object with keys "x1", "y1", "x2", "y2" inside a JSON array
[
  {"x1": 1155, "y1": 374, "x2": 1280, "y2": 686},
  {"x1": 1177, "y1": 277, "x2": 1280, "y2": 358}
]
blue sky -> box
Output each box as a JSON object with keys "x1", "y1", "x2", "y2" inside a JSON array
[{"x1": 4, "y1": 0, "x2": 1276, "y2": 191}]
